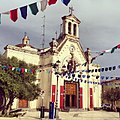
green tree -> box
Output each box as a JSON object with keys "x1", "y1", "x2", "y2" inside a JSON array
[
  {"x1": 102, "y1": 87, "x2": 120, "y2": 111},
  {"x1": 0, "y1": 55, "x2": 41, "y2": 116}
]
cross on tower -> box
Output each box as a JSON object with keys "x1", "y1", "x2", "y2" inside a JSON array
[
  {"x1": 24, "y1": 32, "x2": 27, "y2": 36},
  {"x1": 69, "y1": 7, "x2": 74, "y2": 15}
]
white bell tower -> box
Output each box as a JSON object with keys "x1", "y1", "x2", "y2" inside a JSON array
[
  {"x1": 22, "y1": 32, "x2": 30, "y2": 45},
  {"x1": 62, "y1": 7, "x2": 81, "y2": 39}
]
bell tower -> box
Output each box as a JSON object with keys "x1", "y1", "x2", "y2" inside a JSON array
[
  {"x1": 22, "y1": 32, "x2": 30, "y2": 45},
  {"x1": 62, "y1": 7, "x2": 81, "y2": 39}
]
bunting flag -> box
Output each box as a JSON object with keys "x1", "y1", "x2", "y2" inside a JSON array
[
  {"x1": 82, "y1": 62, "x2": 87, "y2": 66},
  {"x1": 20, "y1": 6, "x2": 27, "y2": 19},
  {"x1": 111, "y1": 44, "x2": 120, "y2": 53},
  {"x1": 104, "y1": 49, "x2": 112, "y2": 53},
  {"x1": 29, "y1": 2, "x2": 39, "y2": 15},
  {"x1": 117, "y1": 44, "x2": 120, "y2": 48},
  {"x1": 61, "y1": 0, "x2": 71, "y2": 6},
  {"x1": 91, "y1": 56, "x2": 97, "y2": 63},
  {"x1": 41, "y1": 0, "x2": 47, "y2": 12},
  {"x1": 1, "y1": 64, "x2": 120, "y2": 82},
  {"x1": 100, "y1": 49, "x2": 111, "y2": 55},
  {"x1": 48, "y1": 0, "x2": 57, "y2": 5},
  {"x1": 99, "y1": 44, "x2": 120, "y2": 54},
  {"x1": 0, "y1": 0, "x2": 72, "y2": 23},
  {"x1": 10, "y1": 9, "x2": 18, "y2": 22},
  {"x1": 111, "y1": 46, "x2": 117, "y2": 53},
  {"x1": 91, "y1": 43, "x2": 120, "y2": 63},
  {"x1": 38, "y1": 64, "x2": 120, "y2": 74},
  {"x1": 0, "y1": 14, "x2": 1, "y2": 24}
]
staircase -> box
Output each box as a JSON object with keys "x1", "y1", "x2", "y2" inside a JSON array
[{"x1": 69, "y1": 108, "x2": 86, "y2": 112}]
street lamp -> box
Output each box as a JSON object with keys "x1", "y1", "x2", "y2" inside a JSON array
[
  {"x1": 40, "y1": 90, "x2": 45, "y2": 118},
  {"x1": 53, "y1": 60, "x2": 61, "y2": 119},
  {"x1": 85, "y1": 48, "x2": 91, "y2": 111}
]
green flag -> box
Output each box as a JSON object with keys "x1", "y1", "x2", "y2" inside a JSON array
[
  {"x1": 111, "y1": 46, "x2": 117, "y2": 53},
  {"x1": 29, "y1": 2, "x2": 39, "y2": 15}
]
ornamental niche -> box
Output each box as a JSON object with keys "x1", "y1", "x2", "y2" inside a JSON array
[{"x1": 67, "y1": 53, "x2": 76, "y2": 73}]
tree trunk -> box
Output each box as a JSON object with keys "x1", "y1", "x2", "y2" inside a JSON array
[
  {"x1": 112, "y1": 101, "x2": 117, "y2": 111},
  {"x1": 114, "y1": 101, "x2": 117, "y2": 112},
  {"x1": 2, "y1": 94, "x2": 14, "y2": 116}
]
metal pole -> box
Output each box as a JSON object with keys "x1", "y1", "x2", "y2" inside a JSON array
[
  {"x1": 87, "y1": 48, "x2": 90, "y2": 111},
  {"x1": 55, "y1": 75, "x2": 59, "y2": 119},
  {"x1": 42, "y1": 97, "x2": 43, "y2": 107},
  {"x1": 78, "y1": 76, "x2": 80, "y2": 108},
  {"x1": 87, "y1": 61, "x2": 90, "y2": 111},
  {"x1": 40, "y1": 96, "x2": 44, "y2": 118}
]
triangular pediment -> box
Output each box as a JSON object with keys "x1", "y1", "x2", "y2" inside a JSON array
[{"x1": 56, "y1": 36, "x2": 87, "y2": 64}]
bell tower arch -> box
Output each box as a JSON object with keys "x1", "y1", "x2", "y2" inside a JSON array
[{"x1": 62, "y1": 8, "x2": 81, "y2": 40}]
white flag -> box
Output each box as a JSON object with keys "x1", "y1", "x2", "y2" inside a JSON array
[{"x1": 41, "y1": 0, "x2": 47, "y2": 12}]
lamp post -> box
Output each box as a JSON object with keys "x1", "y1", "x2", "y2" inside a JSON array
[
  {"x1": 40, "y1": 90, "x2": 45, "y2": 118},
  {"x1": 55, "y1": 74, "x2": 59, "y2": 119},
  {"x1": 86, "y1": 48, "x2": 92, "y2": 111},
  {"x1": 53, "y1": 60, "x2": 61, "y2": 119}
]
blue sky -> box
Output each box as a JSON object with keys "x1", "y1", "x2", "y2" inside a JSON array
[{"x1": 0, "y1": 0, "x2": 120, "y2": 78}]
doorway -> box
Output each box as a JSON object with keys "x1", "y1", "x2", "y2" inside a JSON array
[
  {"x1": 65, "y1": 82, "x2": 77, "y2": 108},
  {"x1": 19, "y1": 99, "x2": 28, "y2": 108}
]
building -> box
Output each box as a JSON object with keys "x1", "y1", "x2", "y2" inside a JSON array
[
  {"x1": 3, "y1": 13, "x2": 101, "y2": 110},
  {"x1": 102, "y1": 79, "x2": 120, "y2": 108},
  {"x1": 3, "y1": 34, "x2": 41, "y2": 109}
]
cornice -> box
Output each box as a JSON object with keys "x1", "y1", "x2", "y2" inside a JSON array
[{"x1": 5, "y1": 45, "x2": 39, "y2": 55}]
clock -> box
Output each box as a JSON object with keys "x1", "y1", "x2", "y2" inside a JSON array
[{"x1": 69, "y1": 45, "x2": 75, "y2": 52}]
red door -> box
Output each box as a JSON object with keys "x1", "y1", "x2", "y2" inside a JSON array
[
  {"x1": 60, "y1": 86, "x2": 64, "y2": 109},
  {"x1": 52, "y1": 85, "x2": 56, "y2": 102},
  {"x1": 90, "y1": 88, "x2": 93, "y2": 108},
  {"x1": 80, "y1": 87, "x2": 83, "y2": 108},
  {"x1": 19, "y1": 99, "x2": 28, "y2": 108}
]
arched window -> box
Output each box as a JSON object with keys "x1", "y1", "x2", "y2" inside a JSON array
[
  {"x1": 68, "y1": 22, "x2": 71, "y2": 34},
  {"x1": 73, "y1": 24, "x2": 77, "y2": 36}
]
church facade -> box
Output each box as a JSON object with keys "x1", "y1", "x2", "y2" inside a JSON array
[{"x1": 3, "y1": 13, "x2": 101, "y2": 110}]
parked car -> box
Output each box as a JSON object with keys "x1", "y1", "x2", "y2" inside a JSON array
[
  {"x1": 102, "y1": 103, "x2": 112, "y2": 111},
  {"x1": 116, "y1": 107, "x2": 120, "y2": 112}
]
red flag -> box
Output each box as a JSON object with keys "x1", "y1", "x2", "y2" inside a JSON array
[
  {"x1": 10, "y1": 9, "x2": 18, "y2": 22},
  {"x1": 48, "y1": 0, "x2": 57, "y2": 5},
  {"x1": 117, "y1": 44, "x2": 120, "y2": 48}
]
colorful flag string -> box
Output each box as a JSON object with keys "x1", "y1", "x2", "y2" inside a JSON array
[
  {"x1": 2, "y1": 63, "x2": 120, "y2": 85},
  {"x1": 1, "y1": 64, "x2": 120, "y2": 84},
  {"x1": 1, "y1": 62, "x2": 120, "y2": 74},
  {"x1": 91, "y1": 43, "x2": 120, "y2": 63},
  {"x1": 0, "y1": 0, "x2": 72, "y2": 23}
]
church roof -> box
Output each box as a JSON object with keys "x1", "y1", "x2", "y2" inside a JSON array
[
  {"x1": 101, "y1": 78, "x2": 120, "y2": 83},
  {"x1": 16, "y1": 44, "x2": 34, "y2": 48},
  {"x1": 62, "y1": 14, "x2": 81, "y2": 24},
  {"x1": 15, "y1": 34, "x2": 40, "y2": 50}
]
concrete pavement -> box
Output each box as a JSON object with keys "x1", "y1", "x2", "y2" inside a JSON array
[{"x1": 0, "y1": 110, "x2": 120, "y2": 120}]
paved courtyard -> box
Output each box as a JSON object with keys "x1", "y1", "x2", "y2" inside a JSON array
[{"x1": 0, "y1": 110, "x2": 120, "y2": 120}]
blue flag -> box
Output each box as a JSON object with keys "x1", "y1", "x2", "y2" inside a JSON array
[
  {"x1": 20, "y1": 6, "x2": 27, "y2": 19},
  {"x1": 62, "y1": 0, "x2": 71, "y2": 6}
]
